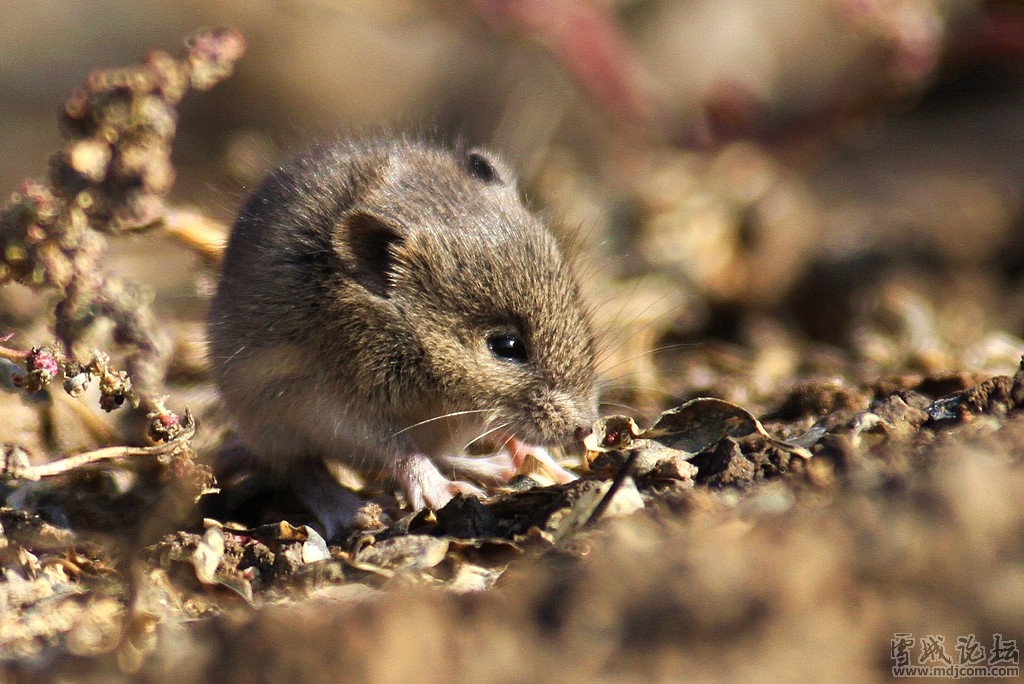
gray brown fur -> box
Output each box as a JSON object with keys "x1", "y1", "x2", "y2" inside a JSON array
[{"x1": 207, "y1": 138, "x2": 597, "y2": 533}]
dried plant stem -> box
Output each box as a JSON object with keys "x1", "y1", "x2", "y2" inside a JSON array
[
  {"x1": 0, "y1": 28, "x2": 245, "y2": 407},
  {"x1": 584, "y1": 448, "x2": 638, "y2": 528},
  {"x1": 8, "y1": 410, "x2": 195, "y2": 482},
  {"x1": 163, "y1": 209, "x2": 228, "y2": 265}
]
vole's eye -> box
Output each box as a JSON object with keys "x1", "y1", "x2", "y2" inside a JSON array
[
  {"x1": 487, "y1": 333, "x2": 528, "y2": 363},
  {"x1": 467, "y1": 151, "x2": 501, "y2": 184}
]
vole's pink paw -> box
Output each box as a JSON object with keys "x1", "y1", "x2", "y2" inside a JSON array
[
  {"x1": 397, "y1": 453, "x2": 485, "y2": 510},
  {"x1": 444, "y1": 479, "x2": 487, "y2": 500}
]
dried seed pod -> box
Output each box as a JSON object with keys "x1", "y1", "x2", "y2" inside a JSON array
[
  {"x1": 18, "y1": 346, "x2": 61, "y2": 393},
  {"x1": 146, "y1": 397, "x2": 184, "y2": 442},
  {"x1": 62, "y1": 363, "x2": 90, "y2": 396}
]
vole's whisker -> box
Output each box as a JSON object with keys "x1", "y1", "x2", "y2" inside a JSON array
[
  {"x1": 593, "y1": 294, "x2": 692, "y2": 369},
  {"x1": 598, "y1": 400, "x2": 642, "y2": 413},
  {"x1": 499, "y1": 430, "x2": 518, "y2": 453},
  {"x1": 597, "y1": 401, "x2": 657, "y2": 424},
  {"x1": 597, "y1": 354, "x2": 694, "y2": 402},
  {"x1": 599, "y1": 375, "x2": 688, "y2": 401},
  {"x1": 599, "y1": 364, "x2": 692, "y2": 386},
  {"x1": 388, "y1": 408, "x2": 493, "y2": 439},
  {"x1": 462, "y1": 421, "x2": 512, "y2": 452},
  {"x1": 592, "y1": 269, "x2": 672, "y2": 317},
  {"x1": 594, "y1": 273, "x2": 650, "y2": 343},
  {"x1": 598, "y1": 342, "x2": 703, "y2": 376},
  {"x1": 599, "y1": 374, "x2": 687, "y2": 393}
]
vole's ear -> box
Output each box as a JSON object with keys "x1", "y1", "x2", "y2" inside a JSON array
[{"x1": 334, "y1": 211, "x2": 405, "y2": 297}]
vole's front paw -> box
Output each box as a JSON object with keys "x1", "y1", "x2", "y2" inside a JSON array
[{"x1": 397, "y1": 453, "x2": 485, "y2": 510}]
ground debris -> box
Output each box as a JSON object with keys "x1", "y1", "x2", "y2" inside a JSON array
[{"x1": 924, "y1": 360, "x2": 1024, "y2": 424}]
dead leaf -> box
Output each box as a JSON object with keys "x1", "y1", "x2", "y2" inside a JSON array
[{"x1": 586, "y1": 398, "x2": 812, "y2": 472}]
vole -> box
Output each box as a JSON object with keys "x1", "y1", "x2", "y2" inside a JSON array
[{"x1": 207, "y1": 137, "x2": 598, "y2": 538}]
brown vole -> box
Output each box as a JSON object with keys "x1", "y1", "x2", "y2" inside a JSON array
[{"x1": 208, "y1": 138, "x2": 598, "y2": 537}]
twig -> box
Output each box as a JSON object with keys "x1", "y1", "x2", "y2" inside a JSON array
[
  {"x1": 0, "y1": 334, "x2": 29, "y2": 362},
  {"x1": 163, "y1": 209, "x2": 228, "y2": 265},
  {"x1": 584, "y1": 448, "x2": 638, "y2": 528},
  {"x1": 3, "y1": 410, "x2": 195, "y2": 482}
]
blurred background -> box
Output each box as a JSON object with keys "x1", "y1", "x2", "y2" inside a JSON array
[
  {"x1": 3, "y1": 0, "x2": 1024, "y2": 423},
  {"x1": 3, "y1": 6, "x2": 1024, "y2": 678}
]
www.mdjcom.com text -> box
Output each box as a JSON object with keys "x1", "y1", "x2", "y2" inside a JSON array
[{"x1": 891, "y1": 633, "x2": 1019, "y2": 679}]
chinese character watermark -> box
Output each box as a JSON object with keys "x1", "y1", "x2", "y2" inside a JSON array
[
  {"x1": 892, "y1": 633, "x2": 915, "y2": 668},
  {"x1": 891, "y1": 632, "x2": 1019, "y2": 679},
  {"x1": 956, "y1": 634, "x2": 986, "y2": 666},
  {"x1": 919, "y1": 635, "x2": 953, "y2": 666}
]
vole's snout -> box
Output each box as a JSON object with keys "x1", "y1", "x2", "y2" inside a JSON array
[{"x1": 519, "y1": 386, "x2": 598, "y2": 447}]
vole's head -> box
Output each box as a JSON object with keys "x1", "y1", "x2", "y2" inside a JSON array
[{"x1": 331, "y1": 140, "x2": 598, "y2": 447}]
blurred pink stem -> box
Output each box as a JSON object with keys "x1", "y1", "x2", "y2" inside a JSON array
[{"x1": 467, "y1": 0, "x2": 659, "y2": 128}]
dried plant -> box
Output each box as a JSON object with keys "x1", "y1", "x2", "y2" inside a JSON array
[{"x1": 0, "y1": 28, "x2": 244, "y2": 430}]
